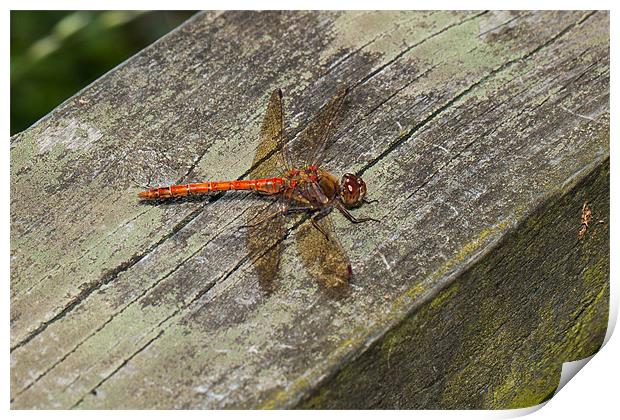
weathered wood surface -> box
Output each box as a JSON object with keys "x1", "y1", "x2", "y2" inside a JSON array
[{"x1": 10, "y1": 11, "x2": 609, "y2": 409}]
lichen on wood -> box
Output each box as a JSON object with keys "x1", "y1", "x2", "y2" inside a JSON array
[{"x1": 10, "y1": 11, "x2": 609, "y2": 409}]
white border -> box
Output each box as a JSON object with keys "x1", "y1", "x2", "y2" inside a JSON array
[{"x1": 3, "y1": 1, "x2": 618, "y2": 419}]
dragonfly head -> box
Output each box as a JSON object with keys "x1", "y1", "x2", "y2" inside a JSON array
[{"x1": 340, "y1": 173, "x2": 367, "y2": 208}]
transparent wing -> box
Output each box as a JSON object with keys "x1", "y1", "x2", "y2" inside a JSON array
[
  {"x1": 289, "y1": 86, "x2": 349, "y2": 168},
  {"x1": 247, "y1": 88, "x2": 289, "y2": 292},
  {"x1": 295, "y1": 215, "x2": 351, "y2": 288},
  {"x1": 246, "y1": 198, "x2": 287, "y2": 293},
  {"x1": 253, "y1": 88, "x2": 292, "y2": 173}
]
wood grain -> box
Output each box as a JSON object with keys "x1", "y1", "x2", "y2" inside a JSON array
[{"x1": 10, "y1": 11, "x2": 609, "y2": 408}]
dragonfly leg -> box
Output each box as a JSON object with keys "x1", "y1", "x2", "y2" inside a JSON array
[
  {"x1": 280, "y1": 202, "x2": 333, "y2": 241},
  {"x1": 336, "y1": 202, "x2": 380, "y2": 224},
  {"x1": 310, "y1": 208, "x2": 333, "y2": 241}
]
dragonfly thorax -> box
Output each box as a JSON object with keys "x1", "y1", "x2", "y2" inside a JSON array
[{"x1": 284, "y1": 167, "x2": 340, "y2": 208}]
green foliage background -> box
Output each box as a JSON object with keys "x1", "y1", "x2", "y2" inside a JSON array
[{"x1": 11, "y1": 11, "x2": 196, "y2": 135}]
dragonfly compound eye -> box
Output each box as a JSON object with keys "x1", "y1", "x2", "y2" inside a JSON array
[{"x1": 340, "y1": 173, "x2": 367, "y2": 208}]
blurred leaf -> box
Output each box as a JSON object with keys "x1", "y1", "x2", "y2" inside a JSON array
[{"x1": 10, "y1": 10, "x2": 196, "y2": 135}]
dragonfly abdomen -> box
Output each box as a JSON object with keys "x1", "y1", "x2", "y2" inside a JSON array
[{"x1": 138, "y1": 178, "x2": 285, "y2": 200}]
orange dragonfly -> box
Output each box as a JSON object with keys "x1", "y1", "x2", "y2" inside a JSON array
[{"x1": 139, "y1": 86, "x2": 377, "y2": 288}]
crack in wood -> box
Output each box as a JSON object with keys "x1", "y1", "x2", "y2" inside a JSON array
[
  {"x1": 379, "y1": 83, "x2": 537, "y2": 219},
  {"x1": 359, "y1": 11, "x2": 595, "y2": 179},
  {"x1": 11, "y1": 7, "x2": 593, "y2": 364},
  {"x1": 66, "y1": 216, "x2": 306, "y2": 405},
  {"x1": 13, "y1": 194, "x2": 308, "y2": 398},
  {"x1": 355, "y1": 11, "x2": 489, "y2": 90},
  {"x1": 10, "y1": 202, "x2": 258, "y2": 397},
  {"x1": 477, "y1": 12, "x2": 525, "y2": 37},
  {"x1": 11, "y1": 197, "x2": 217, "y2": 352},
  {"x1": 71, "y1": 329, "x2": 165, "y2": 408},
  {"x1": 14, "y1": 206, "x2": 152, "y2": 300},
  {"x1": 10, "y1": 11, "x2": 608, "y2": 409}
]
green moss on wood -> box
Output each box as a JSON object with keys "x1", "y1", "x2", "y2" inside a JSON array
[
  {"x1": 11, "y1": 11, "x2": 609, "y2": 409},
  {"x1": 299, "y1": 159, "x2": 609, "y2": 409}
]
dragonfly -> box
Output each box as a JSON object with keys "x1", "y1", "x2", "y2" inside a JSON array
[{"x1": 138, "y1": 86, "x2": 377, "y2": 288}]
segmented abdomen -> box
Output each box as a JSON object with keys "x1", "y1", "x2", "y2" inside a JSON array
[{"x1": 138, "y1": 178, "x2": 285, "y2": 200}]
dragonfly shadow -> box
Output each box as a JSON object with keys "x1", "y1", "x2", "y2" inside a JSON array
[
  {"x1": 134, "y1": 86, "x2": 365, "y2": 300},
  {"x1": 294, "y1": 215, "x2": 352, "y2": 288},
  {"x1": 136, "y1": 190, "x2": 253, "y2": 207},
  {"x1": 318, "y1": 278, "x2": 352, "y2": 301}
]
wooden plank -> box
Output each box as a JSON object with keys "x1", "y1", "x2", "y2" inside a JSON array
[
  {"x1": 10, "y1": 11, "x2": 609, "y2": 408},
  {"x1": 299, "y1": 160, "x2": 609, "y2": 408}
]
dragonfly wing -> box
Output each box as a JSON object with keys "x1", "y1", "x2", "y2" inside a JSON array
[
  {"x1": 247, "y1": 198, "x2": 286, "y2": 293},
  {"x1": 295, "y1": 214, "x2": 351, "y2": 288},
  {"x1": 246, "y1": 89, "x2": 289, "y2": 292},
  {"x1": 254, "y1": 88, "x2": 293, "y2": 173},
  {"x1": 290, "y1": 86, "x2": 349, "y2": 168}
]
